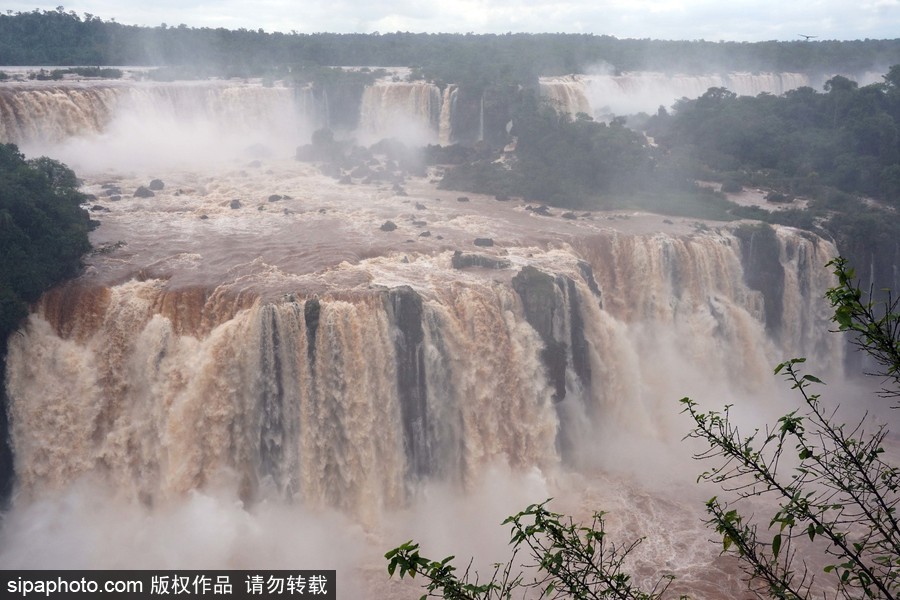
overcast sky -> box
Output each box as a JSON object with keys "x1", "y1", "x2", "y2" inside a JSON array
[{"x1": 4, "y1": 1, "x2": 900, "y2": 41}]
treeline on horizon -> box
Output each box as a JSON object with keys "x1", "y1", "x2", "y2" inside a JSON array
[{"x1": 2, "y1": 7, "x2": 900, "y2": 84}]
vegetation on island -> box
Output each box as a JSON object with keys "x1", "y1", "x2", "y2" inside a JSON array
[
  {"x1": 0, "y1": 143, "x2": 92, "y2": 349},
  {"x1": 387, "y1": 257, "x2": 900, "y2": 599}
]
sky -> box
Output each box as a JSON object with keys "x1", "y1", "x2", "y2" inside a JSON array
[{"x1": 3, "y1": 0, "x2": 900, "y2": 41}]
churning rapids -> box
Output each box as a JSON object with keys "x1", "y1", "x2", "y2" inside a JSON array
[{"x1": 0, "y1": 74, "x2": 861, "y2": 598}]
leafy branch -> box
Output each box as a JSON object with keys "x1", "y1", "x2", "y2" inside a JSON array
[
  {"x1": 826, "y1": 257, "x2": 900, "y2": 400},
  {"x1": 682, "y1": 358, "x2": 900, "y2": 599},
  {"x1": 386, "y1": 501, "x2": 683, "y2": 599}
]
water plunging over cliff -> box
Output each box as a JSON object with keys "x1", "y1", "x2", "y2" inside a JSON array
[
  {"x1": 540, "y1": 72, "x2": 813, "y2": 117},
  {"x1": 0, "y1": 78, "x2": 851, "y2": 596},
  {"x1": 4, "y1": 152, "x2": 842, "y2": 507}
]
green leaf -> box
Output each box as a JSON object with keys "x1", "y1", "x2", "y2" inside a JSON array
[{"x1": 772, "y1": 534, "x2": 782, "y2": 559}]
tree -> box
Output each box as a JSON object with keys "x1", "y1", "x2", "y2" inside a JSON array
[
  {"x1": 825, "y1": 257, "x2": 900, "y2": 400},
  {"x1": 385, "y1": 501, "x2": 682, "y2": 600},
  {"x1": 680, "y1": 256, "x2": 900, "y2": 599},
  {"x1": 386, "y1": 257, "x2": 900, "y2": 599}
]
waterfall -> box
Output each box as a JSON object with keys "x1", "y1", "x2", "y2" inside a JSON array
[
  {"x1": 0, "y1": 81, "x2": 305, "y2": 148},
  {"x1": 0, "y1": 73, "x2": 857, "y2": 587},
  {"x1": 0, "y1": 84, "x2": 124, "y2": 145},
  {"x1": 478, "y1": 93, "x2": 484, "y2": 143},
  {"x1": 5, "y1": 226, "x2": 842, "y2": 514},
  {"x1": 438, "y1": 85, "x2": 458, "y2": 145},
  {"x1": 540, "y1": 71, "x2": 814, "y2": 117},
  {"x1": 357, "y1": 82, "x2": 444, "y2": 144}
]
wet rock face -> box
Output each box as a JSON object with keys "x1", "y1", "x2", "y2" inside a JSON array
[
  {"x1": 577, "y1": 261, "x2": 602, "y2": 306},
  {"x1": 387, "y1": 286, "x2": 430, "y2": 478},
  {"x1": 512, "y1": 267, "x2": 568, "y2": 402},
  {"x1": 733, "y1": 225, "x2": 785, "y2": 338},
  {"x1": 511, "y1": 266, "x2": 594, "y2": 403},
  {"x1": 512, "y1": 266, "x2": 559, "y2": 345},
  {"x1": 304, "y1": 298, "x2": 320, "y2": 365},
  {"x1": 451, "y1": 251, "x2": 511, "y2": 270}
]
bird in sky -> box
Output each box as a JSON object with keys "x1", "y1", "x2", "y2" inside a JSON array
[{"x1": 798, "y1": 34, "x2": 818, "y2": 40}]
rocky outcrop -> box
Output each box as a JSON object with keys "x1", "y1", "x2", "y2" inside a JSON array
[
  {"x1": 512, "y1": 266, "x2": 593, "y2": 403},
  {"x1": 304, "y1": 298, "x2": 320, "y2": 366},
  {"x1": 733, "y1": 224, "x2": 784, "y2": 338},
  {"x1": 386, "y1": 286, "x2": 430, "y2": 478},
  {"x1": 451, "y1": 251, "x2": 511, "y2": 270}
]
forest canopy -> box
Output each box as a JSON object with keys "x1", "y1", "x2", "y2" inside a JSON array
[
  {"x1": 0, "y1": 143, "x2": 92, "y2": 354},
  {"x1": 2, "y1": 7, "x2": 900, "y2": 83}
]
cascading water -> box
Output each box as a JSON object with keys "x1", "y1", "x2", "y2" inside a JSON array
[
  {"x1": 438, "y1": 85, "x2": 457, "y2": 146},
  {"x1": 0, "y1": 77, "x2": 854, "y2": 597},
  {"x1": 357, "y1": 81, "x2": 444, "y2": 145},
  {"x1": 0, "y1": 80, "x2": 303, "y2": 146},
  {"x1": 540, "y1": 71, "x2": 814, "y2": 117}
]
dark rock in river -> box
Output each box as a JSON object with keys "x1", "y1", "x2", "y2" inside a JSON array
[{"x1": 451, "y1": 251, "x2": 511, "y2": 270}]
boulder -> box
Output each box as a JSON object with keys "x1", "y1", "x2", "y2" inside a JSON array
[
  {"x1": 134, "y1": 186, "x2": 154, "y2": 198},
  {"x1": 380, "y1": 221, "x2": 397, "y2": 232},
  {"x1": 451, "y1": 251, "x2": 511, "y2": 270},
  {"x1": 148, "y1": 179, "x2": 165, "y2": 191}
]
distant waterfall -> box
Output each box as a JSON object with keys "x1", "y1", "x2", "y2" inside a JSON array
[
  {"x1": 358, "y1": 82, "x2": 444, "y2": 144},
  {"x1": 0, "y1": 84, "x2": 124, "y2": 144},
  {"x1": 540, "y1": 71, "x2": 814, "y2": 117},
  {"x1": 438, "y1": 85, "x2": 458, "y2": 145},
  {"x1": 0, "y1": 81, "x2": 307, "y2": 148}
]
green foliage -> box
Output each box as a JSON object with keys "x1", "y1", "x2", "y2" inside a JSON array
[
  {"x1": 0, "y1": 143, "x2": 92, "y2": 354},
  {"x1": 648, "y1": 72, "x2": 900, "y2": 206},
  {"x1": 681, "y1": 258, "x2": 900, "y2": 599},
  {"x1": 2, "y1": 9, "x2": 900, "y2": 83},
  {"x1": 28, "y1": 67, "x2": 123, "y2": 80},
  {"x1": 439, "y1": 99, "x2": 698, "y2": 212},
  {"x1": 825, "y1": 258, "x2": 900, "y2": 399},
  {"x1": 682, "y1": 359, "x2": 900, "y2": 599},
  {"x1": 386, "y1": 501, "x2": 683, "y2": 600}
]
